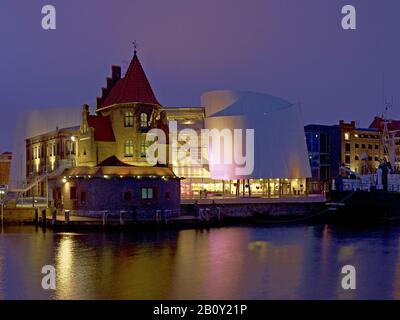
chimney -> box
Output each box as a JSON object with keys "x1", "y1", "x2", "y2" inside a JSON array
[
  {"x1": 112, "y1": 65, "x2": 121, "y2": 80},
  {"x1": 96, "y1": 65, "x2": 122, "y2": 109},
  {"x1": 106, "y1": 77, "x2": 113, "y2": 90},
  {"x1": 101, "y1": 88, "x2": 108, "y2": 99}
]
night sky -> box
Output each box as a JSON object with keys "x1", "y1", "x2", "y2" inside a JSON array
[{"x1": 1, "y1": 0, "x2": 400, "y2": 151}]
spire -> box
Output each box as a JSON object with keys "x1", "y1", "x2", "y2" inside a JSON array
[{"x1": 98, "y1": 47, "x2": 160, "y2": 109}]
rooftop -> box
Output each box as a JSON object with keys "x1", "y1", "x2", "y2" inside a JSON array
[{"x1": 98, "y1": 52, "x2": 160, "y2": 110}]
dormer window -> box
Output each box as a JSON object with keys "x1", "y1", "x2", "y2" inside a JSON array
[
  {"x1": 140, "y1": 113, "x2": 148, "y2": 128},
  {"x1": 125, "y1": 111, "x2": 134, "y2": 127}
]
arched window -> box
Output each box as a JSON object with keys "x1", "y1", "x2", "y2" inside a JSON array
[
  {"x1": 125, "y1": 111, "x2": 134, "y2": 127},
  {"x1": 124, "y1": 140, "x2": 134, "y2": 157},
  {"x1": 140, "y1": 113, "x2": 148, "y2": 128}
]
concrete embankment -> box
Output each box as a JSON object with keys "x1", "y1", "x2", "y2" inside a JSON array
[
  {"x1": 182, "y1": 195, "x2": 326, "y2": 219},
  {"x1": 1, "y1": 195, "x2": 326, "y2": 227},
  {"x1": 2, "y1": 208, "x2": 36, "y2": 224}
]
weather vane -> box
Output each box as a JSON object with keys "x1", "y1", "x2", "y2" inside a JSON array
[{"x1": 133, "y1": 40, "x2": 138, "y2": 55}]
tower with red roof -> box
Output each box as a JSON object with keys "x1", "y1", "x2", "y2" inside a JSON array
[{"x1": 78, "y1": 49, "x2": 169, "y2": 167}]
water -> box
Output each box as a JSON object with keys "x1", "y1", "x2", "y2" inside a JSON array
[{"x1": 0, "y1": 223, "x2": 400, "y2": 300}]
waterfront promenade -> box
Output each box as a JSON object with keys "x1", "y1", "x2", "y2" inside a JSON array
[{"x1": 1, "y1": 194, "x2": 326, "y2": 228}]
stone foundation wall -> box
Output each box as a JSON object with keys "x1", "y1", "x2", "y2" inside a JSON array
[
  {"x1": 3, "y1": 208, "x2": 36, "y2": 223},
  {"x1": 181, "y1": 202, "x2": 324, "y2": 217}
]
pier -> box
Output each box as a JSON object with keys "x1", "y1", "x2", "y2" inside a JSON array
[{"x1": 0, "y1": 194, "x2": 326, "y2": 230}]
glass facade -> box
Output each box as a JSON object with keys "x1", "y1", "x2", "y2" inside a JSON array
[{"x1": 166, "y1": 107, "x2": 308, "y2": 198}]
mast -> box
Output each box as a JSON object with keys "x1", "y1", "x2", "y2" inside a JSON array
[{"x1": 382, "y1": 97, "x2": 396, "y2": 166}]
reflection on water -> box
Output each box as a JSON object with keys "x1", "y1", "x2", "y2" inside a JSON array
[{"x1": 1, "y1": 223, "x2": 400, "y2": 299}]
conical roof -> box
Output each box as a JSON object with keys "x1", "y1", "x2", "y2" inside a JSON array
[{"x1": 99, "y1": 53, "x2": 159, "y2": 109}]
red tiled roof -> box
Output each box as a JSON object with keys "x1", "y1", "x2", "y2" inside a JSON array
[
  {"x1": 99, "y1": 53, "x2": 159, "y2": 109},
  {"x1": 87, "y1": 115, "x2": 115, "y2": 142},
  {"x1": 369, "y1": 116, "x2": 400, "y2": 132}
]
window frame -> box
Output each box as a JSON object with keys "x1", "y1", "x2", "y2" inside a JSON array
[
  {"x1": 80, "y1": 191, "x2": 87, "y2": 203},
  {"x1": 140, "y1": 140, "x2": 147, "y2": 158},
  {"x1": 141, "y1": 187, "x2": 155, "y2": 200},
  {"x1": 124, "y1": 111, "x2": 134, "y2": 128},
  {"x1": 124, "y1": 140, "x2": 134, "y2": 157},
  {"x1": 140, "y1": 113, "x2": 148, "y2": 128},
  {"x1": 70, "y1": 187, "x2": 77, "y2": 200}
]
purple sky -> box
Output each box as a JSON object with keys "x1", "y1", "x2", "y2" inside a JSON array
[{"x1": 1, "y1": 0, "x2": 400, "y2": 151}]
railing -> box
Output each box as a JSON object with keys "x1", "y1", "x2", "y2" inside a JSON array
[
  {"x1": 337, "y1": 174, "x2": 400, "y2": 192},
  {"x1": 11, "y1": 162, "x2": 72, "y2": 194}
]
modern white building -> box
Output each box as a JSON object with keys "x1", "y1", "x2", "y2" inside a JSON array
[{"x1": 166, "y1": 90, "x2": 311, "y2": 198}]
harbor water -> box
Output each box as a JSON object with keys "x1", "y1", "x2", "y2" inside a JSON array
[{"x1": 0, "y1": 223, "x2": 400, "y2": 300}]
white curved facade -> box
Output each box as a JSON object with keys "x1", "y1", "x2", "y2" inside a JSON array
[{"x1": 201, "y1": 90, "x2": 311, "y2": 180}]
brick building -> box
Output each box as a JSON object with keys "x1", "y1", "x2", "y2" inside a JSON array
[
  {"x1": 0, "y1": 152, "x2": 12, "y2": 187},
  {"x1": 305, "y1": 120, "x2": 386, "y2": 192},
  {"x1": 339, "y1": 120, "x2": 383, "y2": 174},
  {"x1": 52, "y1": 156, "x2": 180, "y2": 219}
]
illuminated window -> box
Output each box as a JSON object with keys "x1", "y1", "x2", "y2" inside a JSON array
[
  {"x1": 141, "y1": 187, "x2": 154, "y2": 199},
  {"x1": 124, "y1": 111, "x2": 134, "y2": 127},
  {"x1": 344, "y1": 132, "x2": 350, "y2": 141},
  {"x1": 140, "y1": 113, "x2": 148, "y2": 128},
  {"x1": 140, "y1": 140, "x2": 147, "y2": 158},
  {"x1": 124, "y1": 140, "x2": 134, "y2": 157}
]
